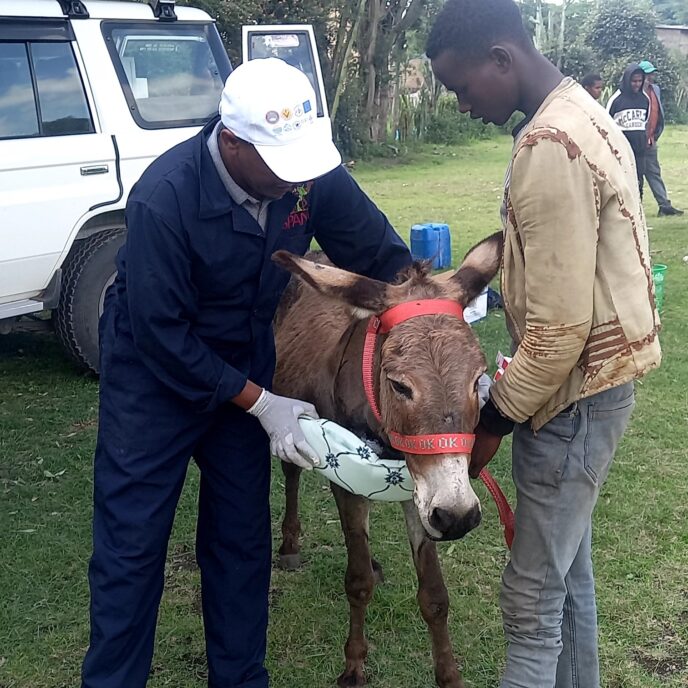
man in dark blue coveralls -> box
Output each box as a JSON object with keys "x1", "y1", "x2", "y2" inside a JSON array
[{"x1": 81, "y1": 58, "x2": 411, "y2": 688}]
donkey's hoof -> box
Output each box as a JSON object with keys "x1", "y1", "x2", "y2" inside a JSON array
[
  {"x1": 337, "y1": 667, "x2": 366, "y2": 687},
  {"x1": 278, "y1": 553, "x2": 302, "y2": 570}
]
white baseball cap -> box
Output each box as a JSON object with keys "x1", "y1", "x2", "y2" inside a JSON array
[{"x1": 219, "y1": 58, "x2": 342, "y2": 183}]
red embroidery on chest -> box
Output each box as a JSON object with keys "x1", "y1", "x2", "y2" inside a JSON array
[{"x1": 283, "y1": 182, "x2": 313, "y2": 230}]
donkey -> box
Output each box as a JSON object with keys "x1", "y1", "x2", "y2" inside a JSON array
[{"x1": 271, "y1": 232, "x2": 503, "y2": 688}]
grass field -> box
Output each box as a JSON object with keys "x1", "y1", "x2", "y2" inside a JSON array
[{"x1": 1, "y1": 128, "x2": 687, "y2": 688}]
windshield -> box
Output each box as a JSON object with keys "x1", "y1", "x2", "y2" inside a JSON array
[{"x1": 103, "y1": 21, "x2": 231, "y2": 129}]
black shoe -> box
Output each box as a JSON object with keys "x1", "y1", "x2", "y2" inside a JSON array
[{"x1": 658, "y1": 205, "x2": 684, "y2": 216}]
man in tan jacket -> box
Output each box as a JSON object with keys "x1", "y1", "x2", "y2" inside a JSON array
[{"x1": 427, "y1": 1, "x2": 661, "y2": 686}]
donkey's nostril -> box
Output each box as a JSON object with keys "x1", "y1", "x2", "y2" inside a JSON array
[
  {"x1": 466, "y1": 503, "x2": 482, "y2": 530},
  {"x1": 428, "y1": 504, "x2": 482, "y2": 541},
  {"x1": 429, "y1": 507, "x2": 454, "y2": 534}
]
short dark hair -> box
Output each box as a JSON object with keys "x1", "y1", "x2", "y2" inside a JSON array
[
  {"x1": 426, "y1": 0, "x2": 532, "y2": 61},
  {"x1": 581, "y1": 73, "x2": 602, "y2": 88}
]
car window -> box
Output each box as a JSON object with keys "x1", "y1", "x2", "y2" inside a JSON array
[
  {"x1": 0, "y1": 43, "x2": 40, "y2": 138},
  {"x1": 0, "y1": 41, "x2": 93, "y2": 139},
  {"x1": 248, "y1": 32, "x2": 323, "y2": 117},
  {"x1": 31, "y1": 42, "x2": 94, "y2": 136},
  {"x1": 103, "y1": 23, "x2": 228, "y2": 129}
]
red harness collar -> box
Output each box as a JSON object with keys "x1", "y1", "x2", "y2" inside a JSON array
[
  {"x1": 361, "y1": 299, "x2": 475, "y2": 456},
  {"x1": 361, "y1": 298, "x2": 515, "y2": 549}
]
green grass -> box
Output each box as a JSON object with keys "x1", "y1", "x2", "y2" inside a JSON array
[{"x1": 2, "y1": 128, "x2": 687, "y2": 688}]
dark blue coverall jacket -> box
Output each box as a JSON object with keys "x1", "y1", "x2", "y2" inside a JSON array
[{"x1": 82, "y1": 117, "x2": 412, "y2": 688}]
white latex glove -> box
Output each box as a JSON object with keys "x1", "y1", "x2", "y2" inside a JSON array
[
  {"x1": 247, "y1": 390, "x2": 321, "y2": 470},
  {"x1": 478, "y1": 373, "x2": 492, "y2": 410}
]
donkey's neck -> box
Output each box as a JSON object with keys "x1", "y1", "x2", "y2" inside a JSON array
[
  {"x1": 330, "y1": 318, "x2": 401, "y2": 460},
  {"x1": 330, "y1": 318, "x2": 370, "y2": 426}
]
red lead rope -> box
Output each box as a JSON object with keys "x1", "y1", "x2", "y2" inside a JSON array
[
  {"x1": 361, "y1": 299, "x2": 515, "y2": 550},
  {"x1": 479, "y1": 469, "x2": 515, "y2": 549}
]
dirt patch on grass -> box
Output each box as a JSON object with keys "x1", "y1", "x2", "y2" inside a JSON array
[
  {"x1": 180, "y1": 651, "x2": 208, "y2": 681},
  {"x1": 168, "y1": 543, "x2": 197, "y2": 573},
  {"x1": 67, "y1": 418, "x2": 98, "y2": 434},
  {"x1": 164, "y1": 542, "x2": 199, "y2": 606},
  {"x1": 632, "y1": 649, "x2": 687, "y2": 678},
  {"x1": 150, "y1": 646, "x2": 207, "y2": 681},
  {"x1": 269, "y1": 585, "x2": 284, "y2": 611},
  {"x1": 192, "y1": 587, "x2": 203, "y2": 616},
  {"x1": 604, "y1": 678, "x2": 624, "y2": 688}
]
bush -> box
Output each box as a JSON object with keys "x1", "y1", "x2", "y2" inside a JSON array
[
  {"x1": 425, "y1": 95, "x2": 493, "y2": 145},
  {"x1": 670, "y1": 55, "x2": 688, "y2": 123},
  {"x1": 558, "y1": 42, "x2": 598, "y2": 81}
]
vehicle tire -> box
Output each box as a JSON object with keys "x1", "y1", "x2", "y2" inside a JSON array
[{"x1": 54, "y1": 228, "x2": 126, "y2": 374}]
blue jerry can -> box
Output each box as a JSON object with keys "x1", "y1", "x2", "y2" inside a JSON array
[{"x1": 410, "y1": 223, "x2": 452, "y2": 270}]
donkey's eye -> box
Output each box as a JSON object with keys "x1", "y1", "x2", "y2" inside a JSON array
[{"x1": 389, "y1": 378, "x2": 413, "y2": 399}]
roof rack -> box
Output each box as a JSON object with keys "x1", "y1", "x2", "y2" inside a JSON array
[
  {"x1": 57, "y1": 0, "x2": 89, "y2": 18},
  {"x1": 149, "y1": 0, "x2": 177, "y2": 22}
]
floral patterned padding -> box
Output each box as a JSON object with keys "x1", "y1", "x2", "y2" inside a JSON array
[{"x1": 297, "y1": 417, "x2": 414, "y2": 502}]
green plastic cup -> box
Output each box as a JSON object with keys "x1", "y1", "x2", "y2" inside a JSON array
[{"x1": 652, "y1": 264, "x2": 667, "y2": 312}]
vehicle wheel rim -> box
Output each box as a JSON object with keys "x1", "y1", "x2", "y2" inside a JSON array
[{"x1": 99, "y1": 272, "x2": 117, "y2": 316}]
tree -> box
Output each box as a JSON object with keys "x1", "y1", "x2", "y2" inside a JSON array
[
  {"x1": 136, "y1": 0, "x2": 685, "y2": 145},
  {"x1": 175, "y1": 0, "x2": 435, "y2": 150},
  {"x1": 651, "y1": 0, "x2": 688, "y2": 25},
  {"x1": 585, "y1": 0, "x2": 659, "y2": 60},
  {"x1": 519, "y1": 0, "x2": 596, "y2": 76},
  {"x1": 355, "y1": 0, "x2": 427, "y2": 142},
  {"x1": 584, "y1": 0, "x2": 681, "y2": 116}
]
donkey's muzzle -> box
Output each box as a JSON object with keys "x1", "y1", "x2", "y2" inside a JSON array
[{"x1": 428, "y1": 503, "x2": 482, "y2": 541}]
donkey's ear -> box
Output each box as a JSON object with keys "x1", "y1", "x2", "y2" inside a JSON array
[
  {"x1": 446, "y1": 232, "x2": 503, "y2": 306},
  {"x1": 272, "y1": 251, "x2": 399, "y2": 318}
]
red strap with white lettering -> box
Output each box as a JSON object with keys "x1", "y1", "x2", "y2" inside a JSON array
[{"x1": 388, "y1": 431, "x2": 475, "y2": 455}]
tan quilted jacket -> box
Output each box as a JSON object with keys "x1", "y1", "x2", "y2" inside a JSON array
[{"x1": 490, "y1": 78, "x2": 661, "y2": 431}]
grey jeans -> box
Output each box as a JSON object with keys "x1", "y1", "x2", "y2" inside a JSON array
[
  {"x1": 500, "y1": 382, "x2": 635, "y2": 688},
  {"x1": 644, "y1": 143, "x2": 670, "y2": 209}
]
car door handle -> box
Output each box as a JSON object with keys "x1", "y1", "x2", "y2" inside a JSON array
[{"x1": 80, "y1": 165, "x2": 109, "y2": 176}]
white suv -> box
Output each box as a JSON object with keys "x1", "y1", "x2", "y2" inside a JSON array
[{"x1": 0, "y1": 0, "x2": 327, "y2": 372}]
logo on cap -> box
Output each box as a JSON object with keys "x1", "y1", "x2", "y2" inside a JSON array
[
  {"x1": 303, "y1": 100, "x2": 312, "y2": 114},
  {"x1": 281, "y1": 107, "x2": 293, "y2": 121},
  {"x1": 265, "y1": 110, "x2": 279, "y2": 124}
]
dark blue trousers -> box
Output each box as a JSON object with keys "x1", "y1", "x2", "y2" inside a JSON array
[{"x1": 82, "y1": 360, "x2": 271, "y2": 688}]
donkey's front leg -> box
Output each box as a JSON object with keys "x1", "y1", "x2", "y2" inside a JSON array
[
  {"x1": 278, "y1": 461, "x2": 303, "y2": 570},
  {"x1": 402, "y1": 500, "x2": 464, "y2": 688},
  {"x1": 331, "y1": 484, "x2": 375, "y2": 687}
]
